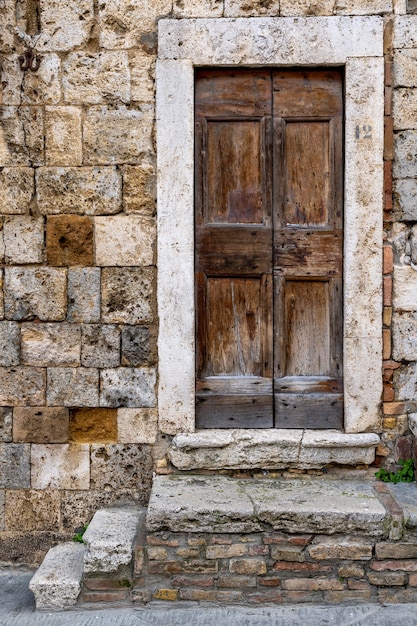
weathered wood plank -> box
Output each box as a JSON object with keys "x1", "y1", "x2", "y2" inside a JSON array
[
  {"x1": 196, "y1": 395, "x2": 273, "y2": 429},
  {"x1": 274, "y1": 393, "x2": 343, "y2": 429}
]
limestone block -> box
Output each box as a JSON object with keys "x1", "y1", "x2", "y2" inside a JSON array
[
  {"x1": 36, "y1": 0, "x2": 94, "y2": 51},
  {"x1": 0, "y1": 322, "x2": 20, "y2": 366},
  {"x1": 100, "y1": 367, "x2": 156, "y2": 408},
  {"x1": 21, "y1": 323, "x2": 81, "y2": 367},
  {"x1": 63, "y1": 52, "x2": 130, "y2": 105},
  {"x1": 395, "y1": 361, "x2": 417, "y2": 402},
  {"x1": 47, "y1": 368, "x2": 99, "y2": 407},
  {"x1": 121, "y1": 326, "x2": 157, "y2": 366},
  {"x1": 334, "y1": 0, "x2": 392, "y2": 14},
  {"x1": 0, "y1": 269, "x2": 3, "y2": 321},
  {"x1": 390, "y1": 223, "x2": 410, "y2": 268},
  {"x1": 394, "y1": 130, "x2": 417, "y2": 178},
  {"x1": 117, "y1": 408, "x2": 158, "y2": 444},
  {"x1": 67, "y1": 268, "x2": 101, "y2": 323},
  {"x1": 31, "y1": 444, "x2": 90, "y2": 489},
  {"x1": 174, "y1": 0, "x2": 223, "y2": 17},
  {"x1": 83, "y1": 105, "x2": 154, "y2": 165},
  {"x1": 299, "y1": 432, "x2": 379, "y2": 467},
  {"x1": 4, "y1": 267, "x2": 67, "y2": 321},
  {"x1": 90, "y1": 443, "x2": 153, "y2": 492},
  {"x1": 0, "y1": 490, "x2": 4, "y2": 531},
  {"x1": 344, "y1": 338, "x2": 382, "y2": 433},
  {"x1": 122, "y1": 162, "x2": 156, "y2": 215},
  {"x1": 37, "y1": 167, "x2": 122, "y2": 215},
  {"x1": 394, "y1": 50, "x2": 417, "y2": 88},
  {"x1": 95, "y1": 215, "x2": 155, "y2": 266},
  {"x1": 0, "y1": 106, "x2": 44, "y2": 166},
  {"x1": 45, "y1": 107, "x2": 82, "y2": 166},
  {"x1": 0, "y1": 407, "x2": 12, "y2": 442},
  {"x1": 0, "y1": 443, "x2": 30, "y2": 488},
  {"x1": 393, "y1": 15, "x2": 417, "y2": 48},
  {"x1": 69, "y1": 408, "x2": 117, "y2": 443},
  {"x1": 81, "y1": 324, "x2": 120, "y2": 368},
  {"x1": 46, "y1": 215, "x2": 94, "y2": 266},
  {"x1": 394, "y1": 178, "x2": 417, "y2": 220},
  {"x1": 393, "y1": 265, "x2": 417, "y2": 310},
  {"x1": 5, "y1": 489, "x2": 60, "y2": 531},
  {"x1": 61, "y1": 489, "x2": 146, "y2": 530},
  {"x1": 13, "y1": 407, "x2": 69, "y2": 443},
  {"x1": 393, "y1": 89, "x2": 417, "y2": 130},
  {"x1": 3, "y1": 217, "x2": 44, "y2": 264},
  {"x1": 20, "y1": 54, "x2": 61, "y2": 105},
  {"x1": 129, "y1": 52, "x2": 154, "y2": 103},
  {"x1": 0, "y1": 219, "x2": 4, "y2": 263},
  {"x1": 0, "y1": 168, "x2": 34, "y2": 215},
  {"x1": 280, "y1": 0, "x2": 334, "y2": 15},
  {"x1": 0, "y1": 0, "x2": 16, "y2": 53},
  {"x1": 101, "y1": 267, "x2": 155, "y2": 324},
  {"x1": 393, "y1": 311, "x2": 417, "y2": 360},
  {"x1": 0, "y1": 367, "x2": 45, "y2": 406},
  {"x1": 99, "y1": 0, "x2": 172, "y2": 49},
  {"x1": 225, "y1": 0, "x2": 279, "y2": 17},
  {"x1": 0, "y1": 57, "x2": 23, "y2": 105}
]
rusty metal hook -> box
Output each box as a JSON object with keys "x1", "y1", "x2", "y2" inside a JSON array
[{"x1": 19, "y1": 49, "x2": 42, "y2": 72}]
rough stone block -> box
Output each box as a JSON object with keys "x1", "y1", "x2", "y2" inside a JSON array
[
  {"x1": 225, "y1": 0, "x2": 279, "y2": 16},
  {"x1": 21, "y1": 323, "x2": 81, "y2": 367},
  {"x1": 0, "y1": 322, "x2": 20, "y2": 366},
  {"x1": 0, "y1": 490, "x2": 4, "y2": 531},
  {"x1": 100, "y1": 368, "x2": 156, "y2": 408},
  {"x1": 20, "y1": 54, "x2": 61, "y2": 105},
  {"x1": 46, "y1": 215, "x2": 94, "y2": 266},
  {"x1": 0, "y1": 367, "x2": 45, "y2": 406},
  {"x1": 394, "y1": 178, "x2": 417, "y2": 220},
  {"x1": 83, "y1": 105, "x2": 153, "y2": 164},
  {"x1": 101, "y1": 267, "x2": 155, "y2": 324},
  {"x1": 95, "y1": 216, "x2": 155, "y2": 266},
  {"x1": 368, "y1": 571, "x2": 407, "y2": 586},
  {"x1": 61, "y1": 489, "x2": 147, "y2": 530},
  {"x1": 394, "y1": 130, "x2": 417, "y2": 178},
  {"x1": 36, "y1": 0, "x2": 95, "y2": 51},
  {"x1": 0, "y1": 106, "x2": 44, "y2": 166},
  {"x1": 129, "y1": 52, "x2": 154, "y2": 103},
  {"x1": 173, "y1": 0, "x2": 223, "y2": 17},
  {"x1": 0, "y1": 269, "x2": 3, "y2": 321},
  {"x1": 69, "y1": 408, "x2": 117, "y2": 443},
  {"x1": 121, "y1": 326, "x2": 156, "y2": 366},
  {"x1": 98, "y1": 0, "x2": 172, "y2": 49},
  {"x1": 31, "y1": 444, "x2": 90, "y2": 489},
  {"x1": 393, "y1": 265, "x2": 417, "y2": 310},
  {"x1": 63, "y1": 52, "x2": 130, "y2": 105},
  {"x1": 4, "y1": 267, "x2": 67, "y2": 321},
  {"x1": 117, "y1": 408, "x2": 158, "y2": 444},
  {"x1": 0, "y1": 168, "x2": 34, "y2": 215},
  {"x1": 0, "y1": 443, "x2": 30, "y2": 488},
  {"x1": 0, "y1": 0, "x2": 16, "y2": 53},
  {"x1": 394, "y1": 49, "x2": 417, "y2": 87},
  {"x1": 13, "y1": 407, "x2": 69, "y2": 443},
  {"x1": 375, "y1": 542, "x2": 417, "y2": 559},
  {"x1": 393, "y1": 312, "x2": 417, "y2": 360},
  {"x1": 393, "y1": 88, "x2": 417, "y2": 130},
  {"x1": 335, "y1": 0, "x2": 392, "y2": 14},
  {"x1": 45, "y1": 106, "x2": 82, "y2": 166},
  {"x1": 122, "y1": 162, "x2": 156, "y2": 215},
  {"x1": 393, "y1": 15, "x2": 417, "y2": 48},
  {"x1": 5, "y1": 489, "x2": 60, "y2": 531},
  {"x1": 0, "y1": 407, "x2": 12, "y2": 442},
  {"x1": 81, "y1": 325, "x2": 120, "y2": 368},
  {"x1": 47, "y1": 368, "x2": 99, "y2": 407},
  {"x1": 3, "y1": 217, "x2": 44, "y2": 264},
  {"x1": 68, "y1": 268, "x2": 101, "y2": 323},
  {"x1": 90, "y1": 444, "x2": 153, "y2": 493},
  {"x1": 394, "y1": 362, "x2": 417, "y2": 400},
  {"x1": 36, "y1": 167, "x2": 122, "y2": 215}
]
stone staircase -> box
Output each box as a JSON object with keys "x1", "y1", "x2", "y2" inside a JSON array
[{"x1": 29, "y1": 476, "x2": 417, "y2": 609}]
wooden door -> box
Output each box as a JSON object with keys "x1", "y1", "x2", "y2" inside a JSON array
[{"x1": 195, "y1": 69, "x2": 343, "y2": 429}]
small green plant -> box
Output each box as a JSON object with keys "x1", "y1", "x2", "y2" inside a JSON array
[
  {"x1": 72, "y1": 523, "x2": 88, "y2": 544},
  {"x1": 375, "y1": 458, "x2": 415, "y2": 483}
]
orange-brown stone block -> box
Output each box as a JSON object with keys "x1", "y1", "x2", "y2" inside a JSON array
[
  {"x1": 13, "y1": 407, "x2": 69, "y2": 443},
  {"x1": 46, "y1": 215, "x2": 94, "y2": 266},
  {"x1": 69, "y1": 408, "x2": 117, "y2": 443}
]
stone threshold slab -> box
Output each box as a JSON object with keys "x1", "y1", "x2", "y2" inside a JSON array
[{"x1": 146, "y1": 475, "x2": 388, "y2": 536}]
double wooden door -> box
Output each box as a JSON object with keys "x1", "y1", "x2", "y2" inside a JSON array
[{"x1": 195, "y1": 68, "x2": 343, "y2": 429}]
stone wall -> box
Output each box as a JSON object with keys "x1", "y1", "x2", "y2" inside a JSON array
[{"x1": 0, "y1": 0, "x2": 417, "y2": 565}]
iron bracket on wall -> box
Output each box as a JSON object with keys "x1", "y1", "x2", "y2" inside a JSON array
[{"x1": 19, "y1": 48, "x2": 42, "y2": 72}]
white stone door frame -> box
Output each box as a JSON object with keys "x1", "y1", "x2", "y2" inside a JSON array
[{"x1": 157, "y1": 17, "x2": 384, "y2": 442}]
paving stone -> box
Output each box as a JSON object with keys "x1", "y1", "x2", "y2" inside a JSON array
[
  {"x1": 0, "y1": 107, "x2": 44, "y2": 166},
  {"x1": 36, "y1": 0, "x2": 94, "y2": 51},
  {"x1": 90, "y1": 444, "x2": 153, "y2": 493},
  {"x1": 0, "y1": 408, "x2": 12, "y2": 443},
  {"x1": 99, "y1": 367, "x2": 156, "y2": 408},
  {"x1": 63, "y1": 52, "x2": 130, "y2": 105},
  {"x1": 31, "y1": 444, "x2": 90, "y2": 489},
  {"x1": 95, "y1": 215, "x2": 155, "y2": 266},
  {"x1": 46, "y1": 368, "x2": 99, "y2": 407},
  {"x1": 122, "y1": 162, "x2": 156, "y2": 215},
  {"x1": 0, "y1": 168, "x2": 34, "y2": 215},
  {"x1": 45, "y1": 106, "x2": 82, "y2": 166},
  {"x1": 0, "y1": 322, "x2": 20, "y2": 366},
  {"x1": 81, "y1": 325, "x2": 120, "y2": 368},
  {"x1": 117, "y1": 408, "x2": 158, "y2": 444},
  {"x1": 5, "y1": 489, "x2": 60, "y2": 532},
  {"x1": 67, "y1": 268, "x2": 101, "y2": 323},
  {"x1": 101, "y1": 267, "x2": 155, "y2": 324},
  {"x1": 46, "y1": 215, "x2": 94, "y2": 266},
  {"x1": 69, "y1": 408, "x2": 117, "y2": 443},
  {"x1": 121, "y1": 326, "x2": 157, "y2": 366},
  {"x1": 13, "y1": 407, "x2": 69, "y2": 443},
  {"x1": 4, "y1": 267, "x2": 67, "y2": 321},
  {"x1": 0, "y1": 443, "x2": 30, "y2": 488},
  {"x1": 3, "y1": 217, "x2": 44, "y2": 264},
  {"x1": 21, "y1": 323, "x2": 81, "y2": 366},
  {"x1": 0, "y1": 367, "x2": 45, "y2": 406}
]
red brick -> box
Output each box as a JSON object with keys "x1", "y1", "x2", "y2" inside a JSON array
[
  {"x1": 338, "y1": 564, "x2": 364, "y2": 578},
  {"x1": 263, "y1": 534, "x2": 312, "y2": 546},
  {"x1": 229, "y1": 558, "x2": 267, "y2": 575},
  {"x1": 146, "y1": 536, "x2": 179, "y2": 547},
  {"x1": 210, "y1": 535, "x2": 232, "y2": 545},
  {"x1": 383, "y1": 329, "x2": 391, "y2": 360},
  {"x1": 385, "y1": 60, "x2": 393, "y2": 86},
  {"x1": 81, "y1": 590, "x2": 128, "y2": 602},
  {"x1": 379, "y1": 588, "x2": 417, "y2": 603},
  {"x1": 179, "y1": 589, "x2": 242, "y2": 602},
  {"x1": 258, "y1": 576, "x2": 281, "y2": 587},
  {"x1": 383, "y1": 383, "x2": 395, "y2": 402},
  {"x1": 383, "y1": 402, "x2": 406, "y2": 415},
  {"x1": 384, "y1": 276, "x2": 392, "y2": 306},
  {"x1": 176, "y1": 548, "x2": 200, "y2": 558},
  {"x1": 371, "y1": 560, "x2": 417, "y2": 572},
  {"x1": 368, "y1": 571, "x2": 407, "y2": 586},
  {"x1": 383, "y1": 245, "x2": 393, "y2": 275},
  {"x1": 383, "y1": 359, "x2": 401, "y2": 370},
  {"x1": 172, "y1": 575, "x2": 214, "y2": 588},
  {"x1": 347, "y1": 580, "x2": 371, "y2": 591},
  {"x1": 383, "y1": 368, "x2": 394, "y2": 382},
  {"x1": 282, "y1": 578, "x2": 344, "y2": 591},
  {"x1": 325, "y1": 590, "x2": 372, "y2": 602},
  {"x1": 376, "y1": 543, "x2": 417, "y2": 560},
  {"x1": 273, "y1": 562, "x2": 332, "y2": 573},
  {"x1": 206, "y1": 544, "x2": 247, "y2": 559},
  {"x1": 246, "y1": 591, "x2": 284, "y2": 603},
  {"x1": 187, "y1": 537, "x2": 207, "y2": 547},
  {"x1": 271, "y1": 545, "x2": 305, "y2": 562},
  {"x1": 218, "y1": 575, "x2": 256, "y2": 588},
  {"x1": 384, "y1": 116, "x2": 394, "y2": 160},
  {"x1": 283, "y1": 591, "x2": 323, "y2": 603},
  {"x1": 83, "y1": 578, "x2": 131, "y2": 591},
  {"x1": 148, "y1": 560, "x2": 218, "y2": 575},
  {"x1": 408, "y1": 573, "x2": 417, "y2": 586},
  {"x1": 385, "y1": 86, "x2": 393, "y2": 116},
  {"x1": 248, "y1": 545, "x2": 269, "y2": 556}
]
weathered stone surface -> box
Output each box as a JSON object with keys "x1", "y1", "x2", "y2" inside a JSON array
[
  {"x1": 121, "y1": 326, "x2": 157, "y2": 366},
  {"x1": 0, "y1": 269, "x2": 4, "y2": 321},
  {"x1": 0, "y1": 531, "x2": 70, "y2": 568},
  {"x1": 394, "y1": 178, "x2": 417, "y2": 220},
  {"x1": 21, "y1": 323, "x2": 81, "y2": 367},
  {"x1": 29, "y1": 542, "x2": 85, "y2": 609},
  {"x1": 368, "y1": 571, "x2": 407, "y2": 586},
  {"x1": 68, "y1": 268, "x2": 101, "y2": 323},
  {"x1": 344, "y1": 338, "x2": 382, "y2": 433},
  {"x1": 83, "y1": 507, "x2": 143, "y2": 573},
  {"x1": 393, "y1": 265, "x2": 417, "y2": 311},
  {"x1": 100, "y1": 367, "x2": 156, "y2": 408},
  {"x1": 0, "y1": 0, "x2": 16, "y2": 53},
  {"x1": 0, "y1": 368, "x2": 45, "y2": 406},
  {"x1": 47, "y1": 368, "x2": 99, "y2": 407},
  {"x1": 3, "y1": 217, "x2": 44, "y2": 264},
  {"x1": 394, "y1": 49, "x2": 417, "y2": 87},
  {"x1": 117, "y1": 408, "x2": 158, "y2": 444},
  {"x1": 123, "y1": 162, "x2": 156, "y2": 215},
  {"x1": 46, "y1": 215, "x2": 94, "y2": 266},
  {"x1": 299, "y1": 431, "x2": 380, "y2": 467},
  {"x1": 0, "y1": 490, "x2": 4, "y2": 531},
  {"x1": 393, "y1": 15, "x2": 417, "y2": 48},
  {"x1": 335, "y1": 0, "x2": 392, "y2": 14},
  {"x1": 69, "y1": 408, "x2": 117, "y2": 443},
  {"x1": 95, "y1": 216, "x2": 155, "y2": 266},
  {"x1": 0, "y1": 322, "x2": 20, "y2": 366},
  {"x1": 4, "y1": 267, "x2": 67, "y2": 321},
  {"x1": 387, "y1": 482, "x2": 417, "y2": 528},
  {"x1": 61, "y1": 489, "x2": 146, "y2": 530},
  {"x1": 394, "y1": 130, "x2": 417, "y2": 178},
  {"x1": 308, "y1": 537, "x2": 373, "y2": 560},
  {"x1": 90, "y1": 444, "x2": 153, "y2": 493},
  {"x1": 5, "y1": 489, "x2": 60, "y2": 531},
  {"x1": 99, "y1": 0, "x2": 172, "y2": 49},
  {"x1": 129, "y1": 52, "x2": 154, "y2": 103},
  {"x1": 229, "y1": 559, "x2": 267, "y2": 575},
  {"x1": 36, "y1": 0, "x2": 95, "y2": 51},
  {"x1": 20, "y1": 54, "x2": 61, "y2": 105},
  {"x1": 0, "y1": 443, "x2": 29, "y2": 488},
  {"x1": 0, "y1": 407, "x2": 12, "y2": 443},
  {"x1": 37, "y1": 167, "x2": 122, "y2": 215},
  {"x1": 375, "y1": 542, "x2": 417, "y2": 559},
  {"x1": 174, "y1": 0, "x2": 223, "y2": 17},
  {"x1": 393, "y1": 89, "x2": 417, "y2": 130},
  {"x1": 63, "y1": 52, "x2": 130, "y2": 105},
  {"x1": 0, "y1": 168, "x2": 34, "y2": 214},
  {"x1": 13, "y1": 407, "x2": 69, "y2": 443},
  {"x1": 393, "y1": 311, "x2": 417, "y2": 360},
  {"x1": 225, "y1": 0, "x2": 280, "y2": 17},
  {"x1": 81, "y1": 325, "x2": 120, "y2": 368},
  {"x1": 31, "y1": 444, "x2": 90, "y2": 489},
  {"x1": 101, "y1": 267, "x2": 154, "y2": 324},
  {"x1": 0, "y1": 106, "x2": 44, "y2": 166},
  {"x1": 45, "y1": 106, "x2": 82, "y2": 166},
  {"x1": 270, "y1": 545, "x2": 305, "y2": 562}
]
